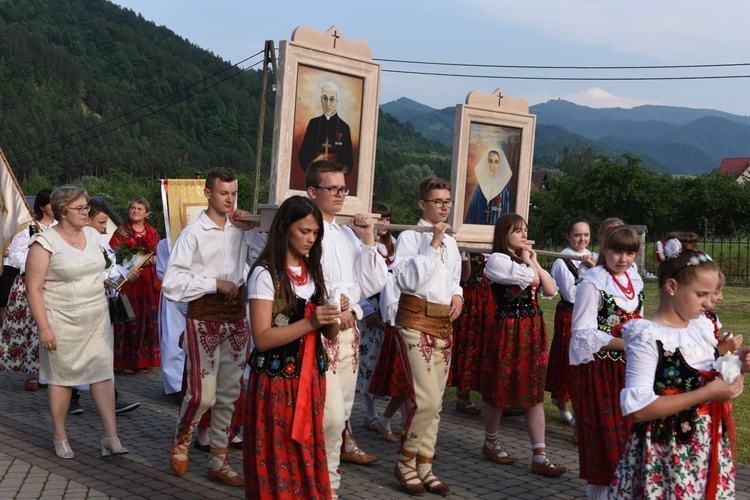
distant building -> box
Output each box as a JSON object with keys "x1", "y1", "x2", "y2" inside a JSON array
[
  {"x1": 718, "y1": 158, "x2": 750, "y2": 183},
  {"x1": 530, "y1": 171, "x2": 547, "y2": 191}
]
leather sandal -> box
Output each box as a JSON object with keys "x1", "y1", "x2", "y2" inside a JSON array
[
  {"x1": 394, "y1": 462, "x2": 426, "y2": 496},
  {"x1": 420, "y1": 470, "x2": 451, "y2": 497},
  {"x1": 169, "y1": 432, "x2": 191, "y2": 476},
  {"x1": 366, "y1": 417, "x2": 399, "y2": 443},
  {"x1": 341, "y1": 431, "x2": 379, "y2": 464},
  {"x1": 531, "y1": 454, "x2": 567, "y2": 477},
  {"x1": 455, "y1": 398, "x2": 481, "y2": 416},
  {"x1": 25, "y1": 376, "x2": 39, "y2": 391},
  {"x1": 482, "y1": 439, "x2": 515, "y2": 465},
  {"x1": 207, "y1": 448, "x2": 244, "y2": 487}
]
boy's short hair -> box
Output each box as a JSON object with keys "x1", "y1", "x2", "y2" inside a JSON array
[
  {"x1": 418, "y1": 176, "x2": 451, "y2": 200},
  {"x1": 305, "y1": 160, "x2": 346, "y2": 188},
  {"x1": 205, "y1": 167, "x2": 235, "y2": 190}
]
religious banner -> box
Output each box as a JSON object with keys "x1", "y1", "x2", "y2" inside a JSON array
[
  {"x1": 450, "y1": 89, "x2": 536, "y2": 246},
  {"x1": 160, "y1": 179, "x2": 207, "y2": 248},
  {"x1": 0, "y1": 146, "x2": 34, "y2": 273},
  {"x1": 269, "y1": 25, "x2": 381, "y2": 215}
]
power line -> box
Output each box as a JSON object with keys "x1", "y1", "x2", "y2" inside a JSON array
[
  {"x1": 8, "y1": 51, "x2": 264, "y2": 162},
  {"x1": 382, "y1": 68, "x2": 750, "y2": 81},
  {"x1": 376, "y1": 58, "x2": 750, "y2": 70},
  {"x1": 14, "y1": 59, "x2": 264, "y2": 167}
]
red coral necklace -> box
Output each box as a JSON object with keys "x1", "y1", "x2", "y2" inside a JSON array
[
  {"x1": 609, "y1": 270, "x2": 635, "y2": 300},
  {"x1": 287, "y1": 258, "x2": 308, "y2": 286}
]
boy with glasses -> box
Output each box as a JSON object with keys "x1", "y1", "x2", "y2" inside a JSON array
[
  {"x1": 392, "y1": 176, "x2": 463, "y2": 496},
  {"x1": 305, "y1": 160, "x2": 388, "y2": 499}
]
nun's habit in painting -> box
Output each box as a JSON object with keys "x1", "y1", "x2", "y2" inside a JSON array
[{"x1": 465, "y1": 149, "x2": 512, "y2": 225}]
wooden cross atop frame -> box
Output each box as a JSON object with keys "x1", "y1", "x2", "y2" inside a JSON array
[{"x1": 331, "y1": 30, "x2": 340, "y2": 48}]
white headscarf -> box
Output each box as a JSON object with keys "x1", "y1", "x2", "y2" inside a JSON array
[{"x1": 475, "y1": 148, "x2": 511, "y2": 202}]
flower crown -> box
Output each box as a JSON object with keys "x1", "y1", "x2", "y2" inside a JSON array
[{"x1": 655, "y1": 238, "x2": 713, "y2": 266}]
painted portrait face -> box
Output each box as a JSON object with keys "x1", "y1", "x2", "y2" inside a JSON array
[
  {"x1": 487, "y1": 151, "x2": 500, "y2": 177},
  {"x1": 320, "y1": 83, "x2": 338, "y2": 117}
]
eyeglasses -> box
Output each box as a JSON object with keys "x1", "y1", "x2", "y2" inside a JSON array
[
  {"x1": 314, "y1": 185, "x2": 350, "y2": 196},
  {"x1": 422, "y1": 199, "x2": 454, "y2": 209},
  {"x1": 67, "y1": 205, "x2": 91, "y2": 214}
]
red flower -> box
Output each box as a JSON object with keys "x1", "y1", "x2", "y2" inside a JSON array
[{"x1": 284, "y1": 362, "x2": 296, "y2": 375}]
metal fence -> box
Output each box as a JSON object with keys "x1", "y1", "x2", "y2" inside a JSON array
[{"x1": 531, "y1": 233, "x2": 750, "y2": 285}]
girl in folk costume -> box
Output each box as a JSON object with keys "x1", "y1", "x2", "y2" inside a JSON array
[
  {"x1": 546, "y1": 218, "x2": 596, "y2": 427},
  {"x1": 481, "y1": 214, "x2": 567, "y2": 477},
  {"x1": 244, "y1": 196, "x2": 341, "y2": 500},
  {"x1": 609, "y1": 233, "x2": 746, "y2": 499},
  {"x1": 569, "y1": 225, "x2": 643, "y2": 500},
  {"x1": 109, "y1": 197, "x2": 161, "y2": 372},
  {"x1": 449, "y1": 251, "x2": 497, "y2": 415},
  {"x1": 359, "y1": 202, "x2": 405, "y2": 443},
  {"x1": 0, "y1": 189, "x2": 57, "y2": 390}
]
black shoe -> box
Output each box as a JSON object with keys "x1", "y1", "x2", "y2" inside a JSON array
[
  {"x1": 115, "y1": 400, "x2": 140, "y2": 414},
  {"x1": 68, "y1": 400, "x2": 84, "y2": 415},
  {"x1": 194, "y1": 439, "x2": 210, "y2": 453}
]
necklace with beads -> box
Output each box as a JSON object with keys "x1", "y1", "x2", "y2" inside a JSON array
[
  {"x1": 609, "y1": 270, "x2": 635, "y2": 300},
  {"x1": 287, "y1": 258, "x2": 308, "y2": 286}
]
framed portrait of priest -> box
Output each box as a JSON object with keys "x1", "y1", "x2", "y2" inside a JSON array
[
  {"x1": 450, "y1": 89, "x2": 536, "y2": 245},
  {"x1": 269, "y1": 25, "x2": 381, "y2": 215}
]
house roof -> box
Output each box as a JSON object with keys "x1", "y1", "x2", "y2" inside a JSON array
[
  {"x1": 530, "y1": 171, "x2": 547, "y2": 191},
  {"x1": 718, "y1": 158, "x2": 750, "y2": 180}
]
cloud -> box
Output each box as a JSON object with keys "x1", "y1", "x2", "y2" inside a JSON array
[
  {"x1": 459, "y1": 0, "x2": 750, "y2": 62},
  {"x1": 559, "y1": 88, "x2": 659, "y2": 108}
]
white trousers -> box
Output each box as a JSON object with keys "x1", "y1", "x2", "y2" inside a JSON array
[
  {"x1": 396, "y1": 327, "x2": 452, "y2": 461},
  {"x1": 159, "y1": 295, "x2": 186, "y2": 395},
  {"x1": 323, "y1": 325, "x2": 360, "y2": 490}
]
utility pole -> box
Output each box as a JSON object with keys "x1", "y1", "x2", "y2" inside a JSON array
[{"x1": 253, "y1": 40, "x2": 277, "y2": 214}]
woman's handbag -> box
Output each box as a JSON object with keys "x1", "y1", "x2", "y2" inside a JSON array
[{"x1": 108, "y1": 293, "x2": 136, "y2": 324}]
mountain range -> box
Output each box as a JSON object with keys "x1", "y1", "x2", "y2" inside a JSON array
[{"x1": 380, "y1": 97, "x2": 750, "y2": 175}]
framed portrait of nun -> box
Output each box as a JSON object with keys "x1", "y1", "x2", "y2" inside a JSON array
[{"x1": 450, "y1": 89, "x2": 536, "y2": 245}]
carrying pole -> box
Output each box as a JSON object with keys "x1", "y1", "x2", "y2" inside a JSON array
[{"x1": 252, "y1": 40, "x2": 278, "y2": 214}]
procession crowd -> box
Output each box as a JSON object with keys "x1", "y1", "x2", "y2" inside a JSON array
[{"x1": 1, "y1": 161, "x2": 748, "y2": 500}]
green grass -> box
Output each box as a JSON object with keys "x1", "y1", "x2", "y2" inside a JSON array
[{"x1": 445, "y1": 282, "x2": 750, "y2": 463}]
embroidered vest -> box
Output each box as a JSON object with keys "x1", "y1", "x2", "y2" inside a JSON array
[
  {"x1": 249, "y1": 272, "x2": 328, "y2": 378},
  {"x1": 633, "y1": 341, "x2": 716, "y2": 445},
  {"x1": 490, "y1": 282, "x2": 541, "y2": 319},
  {"x1": 594, "y1": 289, "x2": 644, "y2": 362}
]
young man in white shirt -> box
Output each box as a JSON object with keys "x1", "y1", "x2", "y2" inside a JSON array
[
  {"x1": 392, "y1": 176, "x2": 463, "y2": 497},
  {"x1": 305, "y1": 160, "x2": 388, "y2": 498},
  {"x1": 162, "y1": 167, "x2": 256, "y2": 487}
]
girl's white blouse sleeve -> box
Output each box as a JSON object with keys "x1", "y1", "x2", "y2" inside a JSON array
[{"x1": 484, "y1": 253, "x2": 534, "y2": 288}]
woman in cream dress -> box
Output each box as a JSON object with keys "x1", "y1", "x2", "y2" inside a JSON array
[{"x1": 26, "y1": 186, "x2": 128, "y2": 459}]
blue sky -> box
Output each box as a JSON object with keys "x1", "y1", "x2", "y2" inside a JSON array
[{"x1": 112, "y1": 0, "x2": 750, "y2": 116}]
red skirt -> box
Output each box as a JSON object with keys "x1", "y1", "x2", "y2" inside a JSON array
[
  {"x1": 114, "y1": 265, "x2": 161, "y2": 370},
  {"x1": 545, "y1": 302, "x2": 574, "y2": 402},
  {"x1": 481, "y1": 313, "x2": 548, "y2": 409},
  {"x1": 570, "y1": 358, "x2": 631, "y2": 485},
  {"x1": 448, "y1": 282, "x2": 495, "y2": 393},
  {"x1": 244, "y1": 370, "x2": 330, "y2": 499},
  {"x1": 367, "y1": 324, "x2": 408, "y2": 398}
]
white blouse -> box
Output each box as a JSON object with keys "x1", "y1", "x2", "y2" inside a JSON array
[
  {"x1": 550, "y1": 247, "x2": 592, "y2": 303},
  {"x1": 484, "y1": 252, "x2": 557, "y2": 298},
  {"x1": 248, "y1": 266, "x2": 315, "y2": 302},
  {"x1": 569, "y1": 265, "x2": 643, "y2": 365},
  {"x1": 620, "y1": 319, "x2": 718, "y2": 416}
]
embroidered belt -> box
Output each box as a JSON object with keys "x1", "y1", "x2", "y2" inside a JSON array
[
  {"x1": 187, "y1": 285, "x2": 247, "y2": 322},
  {"x1": 594, "y1": 349, "x2": 625, "y2": 363},
  {"x1": 395, "y1": 294, "x2": 453, "y2": 339}
]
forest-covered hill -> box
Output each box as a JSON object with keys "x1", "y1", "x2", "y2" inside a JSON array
[
  {"x1": 381, "y1": 97, "x2": 750, "y2": 175},
  {"x1": 0, "y1": 0, "x2": 450, "y2": 225}
]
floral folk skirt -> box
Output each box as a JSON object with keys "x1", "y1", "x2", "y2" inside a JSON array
[
  {"x1": 0, "y1": 275, "x2": 39, "y2": 376},
  {"x1": 609, "y1": 413, "x2": 735, "y2": 499}
]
